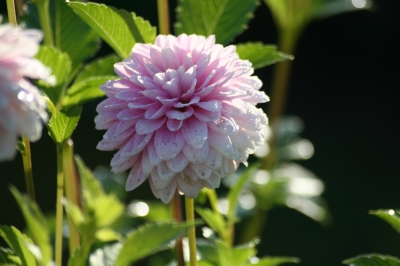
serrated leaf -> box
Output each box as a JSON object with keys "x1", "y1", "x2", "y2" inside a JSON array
[
  {"x1": 48, "y1": 105, "x2": 82, "y2": 145},
  {"x1": 69, "y1": 2, "x2": 156, "y2": 58},
  {"x1": 89, "y1": 242, "x2": 122, "y2": 266},
  {"x1": 63, "y1": 198, "x2": 87, "y2": 229},
  {"x1": 75, "y1": 156, "x2": 124, "y2": 228},
  {"x1": 10, "y1": 187, "x2": 52, "y2": 266},
  {"x1": 252, "y1": 256, "x2": 300, "y2": 265},
  {"x1": 196, "y1": 208, "x2": 225, "y2": 238},
  {"x1": 236, "y1": 43, "x2": 293, "y2": 69},
  {"x1": 343, "y1": 254, "x2": 400, "y2": 266},
  {"x1": 74, "y1": 54, "x2": 120, "y2": 84},
  {"x1": 227, "y1": 163, "x2": 259, "y2": 223},
  {"x1": 115, "y1": 222, "x2": 196, "y2": 266},
  {"x1": 0, "y1": 247, "x2": 21, "y2": 265},
  {"x1": 63, "y1": 76, "x2": 116, "y2": 107},
  {"x1": 175, "y1": 0, "x2": 259, "y2": 44},
  {"x1": 53, "y1": 0, "x2": 100, "y2": 71},
  {"x1": 35, "y1": 46, "x2": 71, "y2": 106},
  {"x1": 0, "y1": 226, "x2": 36, "y2": 266},
  {"x1": 370, "y1": 209, "x2": 400, "y2": 234}
]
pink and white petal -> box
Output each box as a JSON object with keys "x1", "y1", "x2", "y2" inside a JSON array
[
  {"x1": 125, "y1": 162, "x2": 147, "y2": 191},
  {"x1": 115, "y1": 89, "x2": 142, "y2": 101},
  {"x1": 111, "y1": 152, "x2": 140, "y2": 173},
  {"x1": 203, "y1": 174, "x2": 221, "y2": 189},
  {"x1": 121, "y1": 132, "x2": 153, "y2": 157},
  {"x1": 177, "y1": 169, "x2": 201, "y2": 198},
  {"x1": 208, "y1": 130, "x2": 237, "y2": 160},
  {"x1": 97, "y1": 137, "x2": 126, "y2": 151},
  {"x1": 157, "y1": 161, "x2": 176, "y2": 181},
  {"x1": 161, "y1": 47, "x2": 180, "y2": 70},
  {"x1": 180, "y1": 65, "x2": 197, "y2": 91},
  {"x1": 150, "y1": 169, "x2": 172, "y2": 190},
  {"x1": 167, "y1": 118, "x2": 183, "y2": 131},
  {"x1": 116, "y1": 108, "x2": 144, "y2": 120},
  {"x1": 141, "y1": 148, "x2": 154, "y2": 176},
  {"x1": 130, "y1": 75, "x2": 159, "y2": 91},
  {"x1": 182, "y1": 140, "x2": 209, "y2": 164},
  {"x1": 154, "y1": 125, "x2": 185, "y2": 160},
  {"x1": 145, "y1": 104, "x2": 170, "y2": 119},
  {"x1": 162, "y1": 77, "x2": 181, "y2": 97},
  {"x1": 193, "y1": 107, "x2": 220, "y2": 122},
  {"x1": 166, "y1": 152, "x2": 190, "y2": 173},
  {"x1": 147, "y1": 141, "x2": 162, "y2": 166},
  {"x1": 166, "y1": 106, "x2": 194, "y2": 120},
  {"x1": 135, "y1": 117, "x2": 165, "y2": 135},
  {"x1": 189, "y1": 163, "x2": 212, "y2": 179},
  {"x1": 205, "y1": 147, "x2": 222, "y2": 169},
  {"x1": 157, "y1": 181, "x2": 177, "y2": 204},
  {"x1": 208, "y1": 116, "x2": 238, "y2": 135},
  {"x1": 181, "y1": 117, "x2": 207, "y2": 149},
  {"x1": 94, "y1": 115, "x2": 115, "y2": 130},
  {"x1": 196, "y1": 100, "x2": 222, "y2": 112}
]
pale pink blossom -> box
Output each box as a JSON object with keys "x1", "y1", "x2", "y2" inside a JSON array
[
  {"x1": 0, "y1": 23, "x2": 49, "y2": 161},
  {"x1": 96, "y1": 34, "x2": 269, "y2": 203}
]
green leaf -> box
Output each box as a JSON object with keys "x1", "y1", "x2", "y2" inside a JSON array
[
  {"x1": 95, "y1": 228, "x2": 121, "y2": 242},
  {"x1": 252, "y1": 256, "x2": 300, "y2": 265},
  {"x1": 63, "y1": 198, "x2": 87, "y2": 229},
  {"x1": 75, "y1": 156, "x2": 124, "y2": 228},
  {"x1": 236, "y1": 43, "x2": 293, "y2": 69},
  {"x1": 115, "y1": 222, "x2": 196, "y2": 266},
  {"x1": 48, "y1": 105, "x2": 82, "y2": 145},
  {"x1": 215, "y1": 240, "x2": 230, "y2": 266},
  {"x1": 69, "y1": 2, "x2": 156, "y2": 58},
  {"x1": 197, "y1": 239, "x2": 219, "y2": 265},
  {"x1": 175, "y1": 0, "x2": 259, "y2": 44},
  {"x1": 10, "y1": 187, "x2": 52, "y2": 266},
  {"x1": 0, "y1": 226, "x2": 36, "y2": 266},
  {"x1": 0, "y1": 247, "x2": 21, "y2": 265},
  {"x1": 343, "y1": 254, "x2": 400, "y2": 266},
  {"x1": 54, "y1": 0, "x2": 100, "y2": 71},
  {"x1": 35, "y1": 46, "x2": 71, "y2": 105},
  {"x1": 196, "y1": 208, "x2": 226, "y2": 238},
  {"x1": 89, "y1": 243, "x2": 122, "y2": 266},
  {"x1": 370, "y1": 209, "x2": 400, "y2": 234},
  {"x1": 63, "y1": 76, "x2": 116, "y2": 107},
  {"x1": 227, "y1": 163, "x2": 259, "y2": 223},
  {"x1": 74, "y1": 54, "x2": 120, "y2": 84},
  {"x1": 231, "y1": 241, "x2": 257, "y2": 266}
]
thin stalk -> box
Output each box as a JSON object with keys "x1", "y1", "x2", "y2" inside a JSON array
[
  {"x1": 185, "y1": 197, "x2": 197, "y2": 266},
  {"x1": 171, "y1": 192, "x2": 184, "y2": 266},
  {"x1": 55, "y1": 145, "x2": 64, "y2": 266},
  {"x1": 63, "y1": 139, "x2": 81, "y2": 255},
  {"x1": 34, "y1": 0, "x2": 54, "y2": 46},
  {"x1": 6, "y1": 0, "x2": 17, "y2": 25},
  {"x1": 21, "y1": 137, "x2": 36, "y2": 202},
  {"x1": 157, "y1": 0, "x2": 170, "y2": 35}
]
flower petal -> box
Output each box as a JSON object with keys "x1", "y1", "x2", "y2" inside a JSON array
[
  {"x1": 121, "y1": 132, "x2": 153, "y2": 157},
  {"x1": 181, "y1": 116, "x2": 207, "y2": 149},
  {"x1": 167, "y1": 152, "x2": 190, "y2": 173},
  {"x1": 182, "y1": 140, "x2": 209, "y2": 164},
  {"x1": 135, "y1": 117, "x2": 165, "y2": 135},
  {"x1": 125, "y1": 162, "x2": 147, "y2": 191},
  {"x1": 154, "y1": 125, "x2": 185, "y2": 160}
]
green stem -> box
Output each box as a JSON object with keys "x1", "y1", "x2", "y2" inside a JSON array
[
  {"x1": 6, "y1": 0, "x2": 17, "y2": 25},
  {"x1": 34, "y1": 0, "x2": 54, "y2": 46},
  {"x1": 157, "y1": 0, "x2": 170, "y2": 35},
  {"x1": 55, "y1": 145, "x2": 64, "y2": 266},
  {"x1": 20, "y1": 137, "x2": 36, "y2": 202},
  {"x1": 63, "y1": 139, "x2": 81, "y2": 255},
  {"x1": 185, "y1": 197, "x2": 197, "y2": 266},
  {"x1": 171, "y1": 192, "x2": 184, "y2": 266}
]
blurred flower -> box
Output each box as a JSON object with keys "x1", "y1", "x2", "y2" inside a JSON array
[
  {"x1": 0, "y1": 23, "x2": 50, "y2": 161},
  {"x1": 96, "y1": 34, "x2": 269, "y2": 203}
]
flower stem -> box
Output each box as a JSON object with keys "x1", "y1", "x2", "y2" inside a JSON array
[
  {"x1": 63, "y1": 139, "x2": 81, "y2": 255},
  {"x1": 55, "y1": 145, "x2": 64, "y2": 266},
  {"x1": 6, "y1": 0, "x2": 17, "y2": 25},
  {"x1": 20, "y1": 136, "x2": 36, "y2": 202},
  {"x1": 171, "y1": 192, "x2": 184, "y2": 266},
  {"x1": 157, "y1": 0, "x2": 170, "y2": 35},
  {"x1": 185, "y1": 196, "x2": 197, "y2": 266},
  {"x1": 34, "y1": 0, "x2": 54, "y2": 46}
]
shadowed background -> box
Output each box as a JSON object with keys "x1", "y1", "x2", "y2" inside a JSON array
[{"x1": 1, "y1": 0, "x2": 400, "y2": 265}]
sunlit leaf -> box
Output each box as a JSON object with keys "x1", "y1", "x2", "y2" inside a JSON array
[
  {"x1": 63, "y1": 76, "x2": 116, "y2": 107},
  {"x1": 10, "y1": 187, "x2": 52, "y2": 266},
  {"x1": 370, "y1": 209, "x2": 400, "y2": 234},
  {"x1": 48, "y1": 105, "x2": 82, "y2": 145},
  {"x1": 196, "y1": 208, "x2": 226, "y2": 238},
  {"x1": 69, "y1": 2, "x2": 156, "y2": 58},
  {"x1": 175, "y1": 0, "x2": 259, "y2": 44},
  {"x1": 0, "y1": 226, "x2": 36, "y2": 266},
  {"x1": 95, "y1": 228, "x2": 121, "y2": 242},
  {"x1": 115, "y1": 222, "x2": 197, "y2": 266},
  {"x1": 252, "y1": 256, "x2": 300, "y2": 265},
  {"x1": 343, "y1": 254, "x2": 400, "y2": 266},
  {"x1": 89, "y1": 242, "x2": 122, "y2": 266},
  {"x1": 227, "y1": 163, "x2": 259, "y2": 223},
  {"x1": 236, "y1": 43, "x2": 293, "y2": 69},
  {"x1": 197, "y1": 239, "x2": 219, "y2": 265},
  {"x1": 74, "y1": 54, "x2": 120, "y2": 84},
  {"x1": 35, "y1": 46, "x2": 71, "y2": 106},
  {"x1": 0, "y1": 247, "x2": 21, "y2": 265}
]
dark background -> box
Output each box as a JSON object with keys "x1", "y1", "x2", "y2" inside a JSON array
[{"x1": 1, "y1": 0, "x2": 400, "y2": 265}]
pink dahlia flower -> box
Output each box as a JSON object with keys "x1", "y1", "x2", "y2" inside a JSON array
[
  {"x1": 0, "y1": 23, "x2": 50, "y2": 161},
  {"x1": 96, "y1": 34, "x2": 269, "y2": 203}
]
